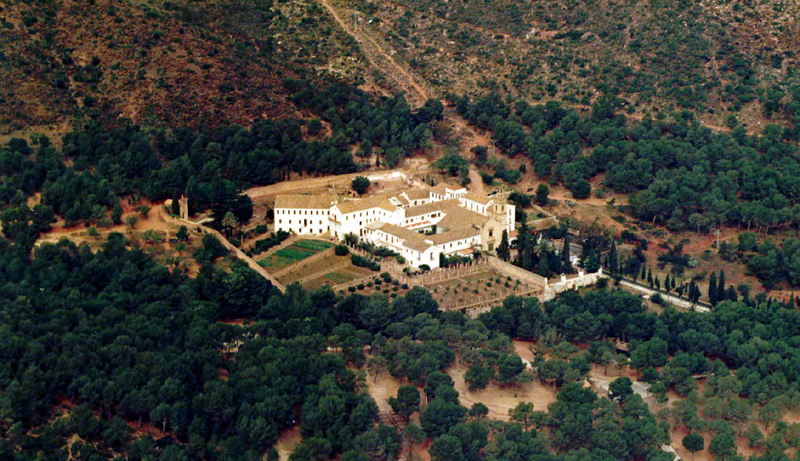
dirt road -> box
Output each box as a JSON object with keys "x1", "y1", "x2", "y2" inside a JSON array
[
  {"x1": 244, "y1": 169, "x2": 410, "y2": 202},
  {"x1": 318, "y1": 0, "x2": 428, "y2": 106}
]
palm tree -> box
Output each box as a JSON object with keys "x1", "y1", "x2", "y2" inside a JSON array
[{"x1": 221, "y1": 211, "x2": 239, "y2": 238}]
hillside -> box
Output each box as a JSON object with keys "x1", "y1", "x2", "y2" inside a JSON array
[
  {"x1": 0, "y1": 0, "x2": 368, "y2": 135},
  {"x1": 333, "y1": 0, "x2": 800, "y2": 130}
]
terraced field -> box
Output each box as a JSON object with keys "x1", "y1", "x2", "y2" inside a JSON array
[{"x1": 258, "y1": 239, "x2": 334, "y2": 271}]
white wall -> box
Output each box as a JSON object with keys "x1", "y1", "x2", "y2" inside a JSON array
[
  {"x1": 436, "y1": 236, "x2": 479, "y2": 256},
  {"x1": 275, "y1": 208, "x2": 329, "y2": 235}
]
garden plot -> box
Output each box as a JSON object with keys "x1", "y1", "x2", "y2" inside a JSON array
[
  {"x1": 280, "y1": 254, "x2": 373, "y2": 290},
  {"x1": 257, "y1": 239, "x2": 333, "y2": 273},
  {"x1": 424, "y1": 270, "x2": 537, "y2": 307}
]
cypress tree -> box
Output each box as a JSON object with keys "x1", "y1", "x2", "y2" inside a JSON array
[
  {"x1": 497, "y1": 229, "x2": 510, "y2": 262},
  {"x1": 640, "y1": 265, "x2": 646, "y2": 280},
  {"x1": 647, "y1": 269, "x2": 653, "y2": 287},
  {"x1": 726, "y1": 286, "x2": 738, "y2": 302},
  {"x1": 562, "y1": 235, "x2": 572, "y2": 274},
  {"x1": 609, "y1": 241, "x2": 618, "y2": 274},
  {"x1": 538, "y1": 252, "x2": 550, "y2": 277},
  {"x1": 708, "y1": 272, "x2": 718, "y2": 306},
  {"x1": 515, "y1": 214, "x2": 529, "y2": 267},
  {"x1": 717, "y1": 271, "x2": 726, "y2": 301},
  {"x1": 664, "y1": 274, "x2": 671, "y2": 293},
  {"x1": 654, "y1": 276, "x2": 661, "y2": 291},
  {"x1": 671, "y1": 276, "x2": 676, "y2": 290}
]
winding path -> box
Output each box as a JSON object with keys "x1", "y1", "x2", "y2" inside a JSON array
[{"x1": 318, "y1": 0, "x2": 428, "y2": 106}]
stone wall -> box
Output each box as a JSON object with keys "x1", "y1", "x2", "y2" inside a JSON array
[
  {"x1": 542, "y1": 268, "x2": 607, "y2": 301},
  {"x1": 158, "y1": 205, "x2": 287, "y2": 293},
  {"x1": 486, "y1": 255, "x2": 548, "y2": 288}
]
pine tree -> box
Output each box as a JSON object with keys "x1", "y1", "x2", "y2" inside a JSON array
[
  {"x1": 111, "y1": 201, "x2": 124, "y2": 224},
  {"x1": 497, "y1": 229, "x2": 510, "y2": 261},
  {"x1": 708, "y1": 272, "x2": 718, "y2": 306},
  {"x1": 561, "y1": 235, "x2": 572, "y2": 274}
]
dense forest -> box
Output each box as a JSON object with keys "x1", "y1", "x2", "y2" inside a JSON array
[
  {"x1": 451, "y1": 92, "x2": 800, "y2": 234},
  {"x1": 0, "y1": 82, "x2": 442, "y2": 249},
  {"x1": 8, "y1": 226, "x2": 800, "y2": 459}
]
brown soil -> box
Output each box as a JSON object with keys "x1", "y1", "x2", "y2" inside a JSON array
[
  {"x1": 319, "y1": 0, "x2": 429, "y2": 106},
  {"x1": 273, "y1": 425, "x2": 303, "y2": 461},
  {"x1": 448, "y1": 362, "x2": 558, "y2": 421}
]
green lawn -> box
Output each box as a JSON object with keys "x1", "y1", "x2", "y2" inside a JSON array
[
  {"x1": 258, "y1": 255, "x2": 292, "y2": 269},
  {"x1": 274, "y1": 247, "x2": 316, "y2": 261},
  {"x1": 258, "y1": 240, "x2": 333, "y2": 269},
  {"x1": 293, "y1": 239, "x2": 334, "y2": 252},
  {"x1": 324, "y1": 271, "x2": 357, "y2": 283}
]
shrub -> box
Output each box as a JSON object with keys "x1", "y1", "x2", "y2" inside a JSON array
[
  {"x1": 391, "y1": 293, "x2": 397, "y2": 298},
  {"x1": 401, "y1": 284, "x2": 409, "y2": 289},
  {"x1": 352, "y1": 176, "x2": 371, "y2": 194},
  {"x1": 357, "y1": 283, "x2": 365, "y2": 290},
  {"x1": 349, "y1": 286, "x2": 357, "y2": 293},
  {"x1": 334, "y1": 245, "x2": 349, "y2": 256},
  {"x1": 650, "y1": 293, "x2": 663, "y2": 304}
]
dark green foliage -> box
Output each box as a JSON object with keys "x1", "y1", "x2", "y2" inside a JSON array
[
  {"x1": 388, "y1": 385, "x2": 420, "y2": 422},
  {"x1": 682, "y1": 433, "x2": 704, "y2": 457},
  {"x1": 351, "y1": 176, "x2": 371, "y2": 195},
  {"x1": 496, "y1": 229, "x2": 510, "y2": 262},
  {"x1": 535, "y1": 183, "x2": 550, "y2": 206},
  {"x1": 433, "y1": 153, "x2": 469, "y2": 177},
  {"x1": 334, "y1": 244, "x2": 349, "y2": 256},
  {"x1": 608, "y1": 377, "x2": 633, "y2": 403},
  {"x1": 420, "y1": 398, "x2": 467, "y2": 438},
  {"x1": 351, "y1": 254, "x2": 380, "y2": 271},
  {"x1": 464, "y1": 365, "x2": 492, "y2": 391},
  {"x1": 248, "y1": 230, "x2": 290, "y2": 257},
  {"x1": 451, "y1": 95, "x2": 800, "y2": 233},
  {"x1": 194, "y1": 233, "x2": 228, "y2": 263}
]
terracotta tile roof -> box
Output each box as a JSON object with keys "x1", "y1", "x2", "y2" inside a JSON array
[
  {"x1": 374, "y1": 223, "x2": 434, "y2": 252},
  {"x1": 462, "y1": 192, "x2": 494, "y2": 205},
  {"x1": 405, "y1": 199, "x2": 461, "y2": 218},
  {"x1": 404, "y1": 188, "x2": 432, "y2": 201},
  {"x1": 429, "y1": 226, "x2": 481, "y2": 245},
  {"x1": 436, "y1": 205, "x2": 489, "y2": 230},
  {"x1": 335, "y1": 196, "x2": 398, "y2": 214},
  {"x1": 275, "y1": 194, "x2": 334, "y2": 209},
  {"x1": 431, "y1": 183, "x2": 465, "y2": 196}
]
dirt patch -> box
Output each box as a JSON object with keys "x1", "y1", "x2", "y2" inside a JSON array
[
  {"x1": 365, "y1": 369, "x2": 408, "y2": 414},
  {"x1": 273, "y1": 425, "x2": 302, "y2": 461},
  {"x1": 448, "y1": 363, "x2": 557, "y2": 421}
]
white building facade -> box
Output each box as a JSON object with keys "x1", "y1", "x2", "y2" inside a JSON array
[{"x1": 274, "y1": 185, "x2": 515, "y2": 268}]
